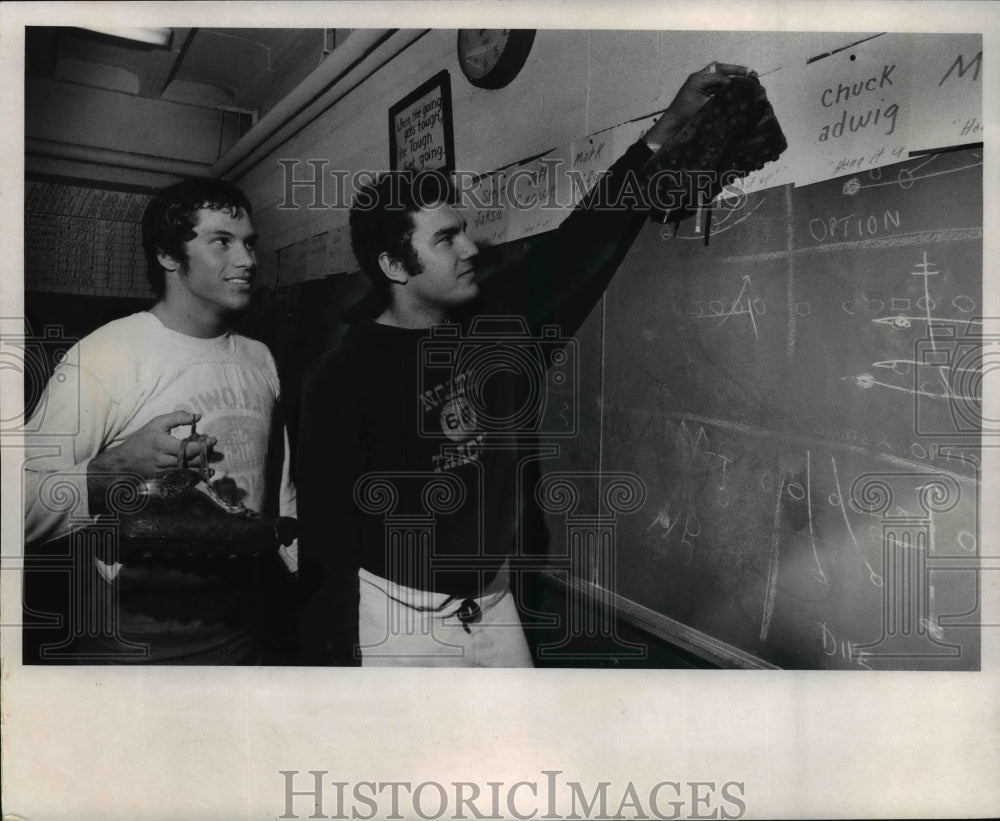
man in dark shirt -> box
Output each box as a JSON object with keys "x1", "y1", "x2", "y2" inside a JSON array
[{"x1": 297, "y1": 62, "x2": 751, "y2": 665}]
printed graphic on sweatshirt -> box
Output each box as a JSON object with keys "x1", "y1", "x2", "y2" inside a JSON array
[
  {"x1": 208, "y1": 413, "x2": 269, "y2": 506},
  {"x1": 178, "y1": 383, "x2": 274, "y2": 510},
  {"x1": 421, "y1": 373, "x2": 486, "y2": 472}
]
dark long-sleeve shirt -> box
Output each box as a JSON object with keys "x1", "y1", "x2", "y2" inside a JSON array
[{"x1": 296, "y1": 139, "x2": 654, "y2": 664}]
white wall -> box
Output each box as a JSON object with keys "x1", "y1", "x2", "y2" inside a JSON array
[{"x1": 236, "y1": 29, "x2": 870, "y2": 260}]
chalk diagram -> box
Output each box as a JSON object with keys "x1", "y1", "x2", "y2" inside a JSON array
[
  {"x1": 686, "y1": 274, "x2": 766, "y2": 338},
  {"x1": 645, "y1": 420, "x2": 729, "y2": 567},
  {"x1": 613, "y1": 150, "x2": 982, "y2": 665},
  {"x1": 841, "y1": 149, "x2": 982, "y2": 197},
  {"x1": 838, "y1": 150, "x2": 984, "y2": 410},
  {"x1": 841, "y1": 249, "x2": 983, "y2": 415},
  {"x1": 638, "y1": 413, "x2": 902, "y2": 659},
  {"x1": 658, "y1": 191, "x2": 769, "y2": 241}
]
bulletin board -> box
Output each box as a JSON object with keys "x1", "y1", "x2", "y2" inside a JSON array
[{"x1": 24, "y1": 175, "x2": 153, "y2": 299}]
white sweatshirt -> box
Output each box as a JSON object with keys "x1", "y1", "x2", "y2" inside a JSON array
[{"x1": 24, "y1": 311, "x2": 297, "y2": 572}]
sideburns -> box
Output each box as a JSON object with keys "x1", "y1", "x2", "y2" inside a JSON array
[{"x1": 401, "y1": 233, "x2": 423, "y2": 277}]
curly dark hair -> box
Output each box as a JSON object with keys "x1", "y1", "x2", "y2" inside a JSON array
[
  {"x1": 349, "y1": 169, "x2": 457, "y2": 301},
  {"x1": 141, "y1": 178, "x2": 253, "y2": 297}
]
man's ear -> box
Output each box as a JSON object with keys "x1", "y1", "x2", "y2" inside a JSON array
[
  {"x1": 157, "y1": 251, "x2": 182, "y2": 274},
  {"x1": 378, "y1": 251, "x2": 409, "y2": 285}
]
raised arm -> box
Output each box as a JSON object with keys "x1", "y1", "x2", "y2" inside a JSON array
[{"x1": 480, "y1": 62, "x2": 750, "y2": 338}]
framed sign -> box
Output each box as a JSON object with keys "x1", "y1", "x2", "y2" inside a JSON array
[{"x1": 388, "y1": 70, "x2": 455, "y2": 173}]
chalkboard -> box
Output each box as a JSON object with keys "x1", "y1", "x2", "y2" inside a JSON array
[{"x1": 540, "y1": 149, "x2": 982, "y2": 670}]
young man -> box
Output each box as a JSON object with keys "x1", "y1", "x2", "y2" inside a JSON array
[
  {"x1": 297, "y1": 62, "x2": 751, "y2": 666},
  {"x1": 23, "y1": 178, "x2": 297, "y2": 664}
]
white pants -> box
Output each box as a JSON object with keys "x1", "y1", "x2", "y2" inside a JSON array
[{"x1": 357, "y1": 564, "x2": 533, "y2": 667}]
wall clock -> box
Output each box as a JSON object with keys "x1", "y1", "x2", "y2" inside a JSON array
[{"x1": 457, "y1": 29, "x2": 536, "y2": 89}]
